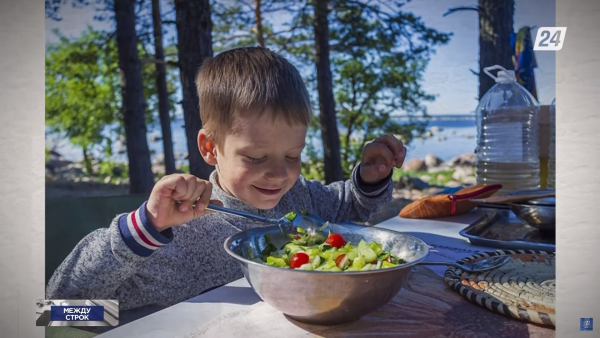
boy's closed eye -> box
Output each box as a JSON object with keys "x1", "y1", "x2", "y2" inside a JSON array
[
  {"x1": 245, "y1": 156, "x2": 266, "y2": 163},
  {"x1": 244, "y1": 155, "x2": 301, "y2": 163}
]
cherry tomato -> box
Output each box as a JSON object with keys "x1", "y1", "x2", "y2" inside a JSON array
[
  {"x1": 334, "y1": 254, "x2": 346, "y2": 266},
  {"x1": 290, "y1": 252, "x2": 310, "y2": 269},
  {"x1": 335, "y1": 254, "x2": 349, "y2": 269},
  {"x1": 325, "y1": 233, "x2": 346, "y2": 249},
  {"x1": 294, "y1": 235, "x2": 301, "y2": 240}
]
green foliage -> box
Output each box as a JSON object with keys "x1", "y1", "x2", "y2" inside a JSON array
[
  {"x1": 392, "y1": 168, "x2": 455, "y2": 186},
  {"x1": 330, "y1": 1, "x2": 451, "y2": 179},
  {"x1": 212, "y1": 0, "x2": 307, "y2": 53},
  {"x1": 178, "y1": 163, "x2": 190, "y2": 174},
  {"x1": 212, "y1": 1, "x2": 254, "y2": 51},
  {"x1": 45, "y1": 27, "x2": 122, "y2": 164},
  {"x1": 97, "y1": 161, "x2": 129, "y2": 184},
  {"x1": 46, "y1": 26, "x2": 179, "y2": 175},
  {"x1": 45, "y1": 146, "x2": 51, "y2": 163}
]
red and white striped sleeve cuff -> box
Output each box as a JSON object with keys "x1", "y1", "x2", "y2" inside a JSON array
[{"x1": 118, "y1": 201, "x2": 173, "y2": 256}]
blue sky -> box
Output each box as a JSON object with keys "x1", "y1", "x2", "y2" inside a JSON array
[{"x1": 46, "y1": 0, "x2": 556, "y2": 115}]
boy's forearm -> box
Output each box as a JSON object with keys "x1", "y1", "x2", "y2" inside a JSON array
[
  {"x1": 46, "y1": 204, "x2": 173, "y2": 301},
  {"x1": 304, "y1": 164, "x2": 393, "y2": 224},
  {"x1": 346, "y1": 164, "x2": 393, "y2": 222},
  {"x1": 352, "y1": 164, "x2": 394, "y2": 199}
]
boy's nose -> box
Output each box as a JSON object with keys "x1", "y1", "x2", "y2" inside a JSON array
[{"x1": 265, "y1": 162, "x2": 288, "y2": 181}]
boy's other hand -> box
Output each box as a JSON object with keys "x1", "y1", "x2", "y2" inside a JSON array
[
  {"x1": 146, "y1": 174, "x2": 223, "y2": 232},
  {"x1": 360, "y1": 134, "x2": 407, "y2": 184}
]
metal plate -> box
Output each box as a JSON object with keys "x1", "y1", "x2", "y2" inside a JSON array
[
  {"x1": 459, "y1": 207, "x2": 555, "y2": 252},
  {"x1": 523, "y1": 197, "x2": 555, "y2": 206},
  {"x1": 504, "y1": 189, "x2": 555, "y2": 196},
  {"x1": 505, "y1": 189, "x2": 555, "y2": 206}
]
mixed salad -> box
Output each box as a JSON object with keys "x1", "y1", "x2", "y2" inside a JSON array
[{"x1": 255, "y1": 211, "x2": 406, "y2": 271}]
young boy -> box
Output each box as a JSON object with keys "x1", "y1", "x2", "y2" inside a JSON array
[{"x1": 46, "y1": 47, "x2": 406, "y2": 311}]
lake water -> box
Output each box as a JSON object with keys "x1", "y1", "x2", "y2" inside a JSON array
[
  {"x1": 46, "y1": 117, "x2": 478, "y2": 165},
  {"x1": 403, "y1": 118, "x2": 477, "y2": 161}
]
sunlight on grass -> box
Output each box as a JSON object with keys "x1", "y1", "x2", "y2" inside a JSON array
[{"x1": 392, "y1": 168, "x2": 456, "y2": 186}]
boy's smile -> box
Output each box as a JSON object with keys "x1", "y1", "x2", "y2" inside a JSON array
[
  {"x1": 253, "y1": 186, "x2": 282, "y2": 196},
  {"x1": 203, "y1": 109, "x2": 308, "y2": 210}
]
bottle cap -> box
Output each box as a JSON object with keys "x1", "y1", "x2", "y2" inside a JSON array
[{"x1": 483, "y1": 65, "x2": 516, "y2": 83}]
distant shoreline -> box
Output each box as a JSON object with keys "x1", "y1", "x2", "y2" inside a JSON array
[
  {"x1": 46, "y1": 116, "x2": 478, "y2": 164},
  {"x1": 391, "y1": 114, "x2": 476, "y2": 121}
]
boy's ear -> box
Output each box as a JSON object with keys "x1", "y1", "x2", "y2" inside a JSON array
[{"x1": 198, "y1": 129, "x2": 217, "y2": 166}]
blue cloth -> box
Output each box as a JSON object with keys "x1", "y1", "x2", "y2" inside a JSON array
[{"x1": 435, "y1": 186, "x2": 466, "y2": 195}]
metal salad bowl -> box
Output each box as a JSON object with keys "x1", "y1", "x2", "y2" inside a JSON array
[{"x1": 224, "y1": 222, "x2": 429, "y2": 325}]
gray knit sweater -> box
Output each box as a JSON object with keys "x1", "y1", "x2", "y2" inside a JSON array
[{"x1": 46, "y1": 165, "x2": 392, "y2": 310}]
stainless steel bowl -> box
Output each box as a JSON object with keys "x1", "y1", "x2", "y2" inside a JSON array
[
  {"x1": 503, "y1": 189, "x2": 556, "y2": 231},
  {"x1": 224, "y1": 223, "x2": 429, "y2": 325},
  {"x1": 508, "y1": 202, "x2": 556, "y2": 231}
]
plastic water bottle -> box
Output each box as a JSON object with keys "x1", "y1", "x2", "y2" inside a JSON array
[
  {"x1": 547, "y1": 98, "x2": 556, "y2": 189},
  {"x1": 475, "y1": 65, "x2": 541, "y2": 194}
]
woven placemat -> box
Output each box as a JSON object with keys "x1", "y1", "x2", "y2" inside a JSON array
[{"x1": 444, "y1": 250, "x2": 555, "y2": 327}]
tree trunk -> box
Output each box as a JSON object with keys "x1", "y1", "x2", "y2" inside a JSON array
[
  {"x1": 174, "y1": 0, "x2": 214, "y2": 179},
  {"x1": 254, "y1": 0, "x2": 265, "y2": 47},
  {"x1": 114, "y1": 0, "x2": 155, "y2": 194},
  {"x1": 82, "y1": 148, "x2": 93, "y2": 176},
  {"x1": 478, "y1": 0, "x2": 514, "y2": 99},
  {"x1": 313, "y1": 0, "x2": 343, "y2": 184},
  {"x1": 152, "y1": 0, "x2": 176, "y2": 175}
]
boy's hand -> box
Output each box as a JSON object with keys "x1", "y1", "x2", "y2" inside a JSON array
[
  {"x1": 146, "y1": 174, "x2": 223, "y2": 232},
  {"x1": 359, "y1": 134, "x2": 406, "y2": 184}
]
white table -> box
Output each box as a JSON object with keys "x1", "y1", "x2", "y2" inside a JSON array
[{"x1": 99, "y1": 211, "x2": 495, "y2": 338}]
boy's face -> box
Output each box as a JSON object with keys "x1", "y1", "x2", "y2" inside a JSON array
[{"x1": 206, "y1": 110, "x2": 308, "y2": 210}]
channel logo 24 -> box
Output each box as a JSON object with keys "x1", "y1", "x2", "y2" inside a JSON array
[{"x1": 534, "y1": 27, "x2": 567, "y2": 51}]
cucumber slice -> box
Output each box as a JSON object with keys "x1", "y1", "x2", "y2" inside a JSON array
[
  {"x1": 298, "y1": 263, "x2": 314, "y2": 270},
  {"x1": 319, "y1": 244, "x2": 332, "y2": 252},
  {"x1": 382, "y1": 261, "x2": 397, "y2": 269},
  {"x1": 266, "y1": 256, "x2": 287, "y2": 267},
  {"x1": 284, "y1": 243, "x2": 303, "y2": 256},
  {"x1": 284, "y1": 211, "x2": 297, "y2": 222},
  {"x1": 369, "y1": 241, "x2": 384, "y2": 255},
  {"x1": 352, "y1": 256, "x2": 365, "y2": 270},
  {"x1": 311, "y1": 255, "x2": 321, "y2": 268},
  {"x1": 358, "y1": 240, "x2": 377, "y2": 263},
  {"x1": 347, "y1": 250, "x2": 358, "y2": 260},
  {"x1": 360, "y1": 263, "x2": 373, "y2": 271}
]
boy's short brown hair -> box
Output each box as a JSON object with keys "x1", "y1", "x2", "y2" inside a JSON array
[{"x1": 196, "y1": 47, "x2": 312, "y2": 145}]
